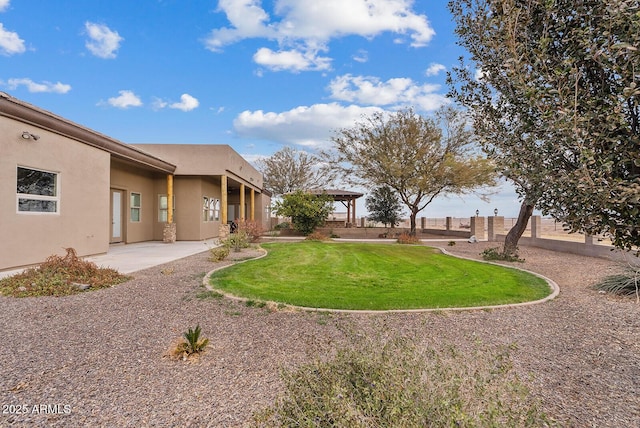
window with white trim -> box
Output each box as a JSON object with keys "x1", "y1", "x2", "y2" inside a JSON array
[
  {"x1": 16, "y1": 166, "x2": 59, "y2": 213},
  {"x1": 130, "y1": 192, "x2": 141, "y2": 222},
  {"x1": 203, "y1": 197, "x2": 220, "y2": 222},
  {"x1": 158, "y1": 194, "x2": 175, "y2": 222}
]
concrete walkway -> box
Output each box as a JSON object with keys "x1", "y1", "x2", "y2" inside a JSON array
[
  {"x1": 85, "y1": 240, "x2": 218, "y2": 274},
  {"x1": 0, "y1": 240, "x2": 218, "y2": 279}
]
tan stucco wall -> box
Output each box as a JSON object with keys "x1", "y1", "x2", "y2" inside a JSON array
[
  {"x1": 158, "y1": 176, "x2": 221, "y2": 241},
  {"x1": 110, "y1": 160, "x2": 157, "y2": 243},
  {"x1": 0, "y1": 119, "x2": 110, "y2": 270},
  {"x1": 132, "y1": 144, "x2": 263, "y2": 189},
  {"x1": 133, "y1": 143, "x2": 269, "y2": 233}
]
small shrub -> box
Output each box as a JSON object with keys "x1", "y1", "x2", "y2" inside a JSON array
[
  {"x1": 239, "y1": 220, "x2": 264, "y2": 243},
  {"x1": 481, "y1": 247, "x2": 525, "y2": 262},
  {"x1": 160, "y1": 267, "x2": 175, "y2": 275},
  {"x1": 274, "y1": 222, "x2": 290, "y2": 230},
  {"x1": 448, "y1": 240, "x2": 457, "y2": 246},
  {"x1": 170, "y1": 325, "x2": 209, "y2": 360},
  {"x1": 253, "y1": 335, "x2": 550, "y2": 427},
  {"x1": 209, "y1": 246, "x2": 230, "y2": 262},
  {"x1": 223, "y1": 230, "x2": 250, "y2": 252},
  {"x1": 196, "y1": 290, "x2": 224, "y2": 299},
  {"x1": 0, "y1": 247, "x2": 129, "y2": 297},
  {"x1": 397, "y1": 232, "x2": 420, "y2": 244},
  {"x1": 594, "y1": 267, "x2": 639, "y2": 298},
  {"x1": 245, "y1": 299, "x2": 267, "y2": 308},
  {"x1": 305, "y1": 231, "x2": 330, "y2": 241}
]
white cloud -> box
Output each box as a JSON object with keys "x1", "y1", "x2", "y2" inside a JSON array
[
  {"x1": 425, "y1": 63, "x2": 446, "y2": 76},
  {"x1": 85, "y1": 22, "x2": 123, "y2": 59},
  {"x1": 0, "y1": 0, "x2": 10, "y2": 12},
  {"x1": 0, "y1": 23, "x2": 25, "y2": 55},
  {"x1": 328, "y1": 74, "x2": 447, "y2": 111},
  {"x1": 352, "y1": 49, "x2": 368, "y2": 63},
  {"x1": 152, "y1": 94, "x2": 200, "y2": 111},
  {"x1": 233, "y1": 102, "x2": 383, "y2": 148},
  {"x1": 4, "y1": 78, "x2": 71, "y2": 93},
  {"x1": 205, "y1": 0, "x2": 435, "y2": 70},
  {"x1": 151, "y1": 97, "x2": 168, "y2": 110},
  {"x1": 169, "y1": 93, "x2": 199, "y2": 111},
  {"x1": 106, "y1": 90, "x2": 142, "y2": 109},
  {"x1": 474, "y1": 67, "x2": 486, "y2": 82},
  {"x1": 253, "y1": 47, "x2": 331, "y2": 72},
  {"x1": 204, "y1": 0, "x2": 276, "y2": 52}
]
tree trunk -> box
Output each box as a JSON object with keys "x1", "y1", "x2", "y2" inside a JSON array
[
  {"x1": 503, "y1": 201, "x2": 534, "y2": 255},
  {"x1": 409, "y1": 211, "x2": 418, "y2": 235}
]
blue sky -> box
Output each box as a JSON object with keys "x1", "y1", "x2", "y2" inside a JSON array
[{"x1": 0, "y1": 0, "x2": 523, "y2": 218}]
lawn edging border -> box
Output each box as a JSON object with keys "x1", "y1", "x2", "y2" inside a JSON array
[{"x1": 203, "y1": 243, "x2": 560, "y2": 314}]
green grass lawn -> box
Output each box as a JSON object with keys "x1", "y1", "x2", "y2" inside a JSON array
[{"x1": 209, "y1": 241, "x2": 551, "y2": 310}]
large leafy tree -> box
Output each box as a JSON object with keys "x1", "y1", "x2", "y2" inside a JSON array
[
  {"x1": 326, "y1": 107, "x2": 496, "y2": 234},
  {"x1": 448, "y1": 0, "x2": 640, "y2": 253},
  {"x1": 255, "y1": 146, "x2": 335, "y2": 197},
  {"x1": 366, "y1": 186, "x2": 403, "y2": 228},
  {"x1": 273, "y1": 190, "x2": 334, "y2": 235}
]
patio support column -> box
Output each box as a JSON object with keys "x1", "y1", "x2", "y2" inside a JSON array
[
  {"x1": 167, "y1": 174, "x2": 174, "y2": 224},
  {"x1": 351, "y1": 199, "x2": 356, "y2": 225},
  {"x1": 221, "y1": 175, "x2": 228, "y2": 224},
  {"x1": 346, "y1": 200, "x2": 351, "y2": 226},
  {"x1": 163, "y1": 174, "x2": 176, "y2": 243},
  {"x1": 240, "y1": 183, "x2": 246, "y2": 222},
  {"x1": 219, "y1": 175, "x2": 229, "y2": 239},
  {"x1": 250, "y1": 188, "x2": 255, "y2": 221}
]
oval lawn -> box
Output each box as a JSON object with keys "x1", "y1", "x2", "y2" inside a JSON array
[{"x1": 209, "y1": 241, "x2": 552, "y2": 310}]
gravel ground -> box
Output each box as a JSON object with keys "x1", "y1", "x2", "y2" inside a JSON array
[{"x1": 0, "y1": 241, "x2": 638, "y2": 427}]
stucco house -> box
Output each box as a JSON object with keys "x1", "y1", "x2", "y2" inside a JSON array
[{"x1": 0, "y1": 92, "x2": 270, "y2": 272}]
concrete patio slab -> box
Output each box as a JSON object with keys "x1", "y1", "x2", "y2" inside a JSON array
[{"x1": 0, "y1": 240, "x2": 217, "y2": 279}]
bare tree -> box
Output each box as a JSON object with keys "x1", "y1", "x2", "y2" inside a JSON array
[
  {"x1": 325, "y1": 106, "x2": 496, "y2": 234},
  {"x1": 255, "y1": 146, "x2": 335, "y2": 197}
]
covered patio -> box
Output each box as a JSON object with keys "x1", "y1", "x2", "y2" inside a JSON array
[{"x1": 309, "y1": 189, "x2": 364, "y2": 227}]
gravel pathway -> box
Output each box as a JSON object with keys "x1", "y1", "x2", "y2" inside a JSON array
[{"x1": 0, "y1": 241, "x2": 638, "y2": 427}]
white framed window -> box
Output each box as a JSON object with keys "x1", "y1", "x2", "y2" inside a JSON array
[
  {"x1": 158, "y1": 194, "x2": 175, "y2": 222},
  {"x1": 203, "y1": 197, "x2": 209, "y2": 222},
  {"x1": 203, "y1": 197, "x2": 220, "y2": 222},
  {"x1": 213, "y1": 198, "x2": 220, "y2": 221},
  {"x1": 16, "y1": 166, "x2": 59, "y2": 213},
  {"x1": 130, "y1": 192, "x2": 141, "y2": 222}
]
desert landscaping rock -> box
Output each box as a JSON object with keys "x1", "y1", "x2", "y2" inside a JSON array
[{"x1": 0, "y1": 242, "x2": 638, "y2": 427}]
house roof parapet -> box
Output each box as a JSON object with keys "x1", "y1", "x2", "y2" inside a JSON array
[{"x1": 0, "y1": 92, "x2": 176, "y2": 174}]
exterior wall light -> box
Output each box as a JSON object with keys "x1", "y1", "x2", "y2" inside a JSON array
[
  {"x1": 21, "y1": 131, "x2": 40, "y2": 140},
  {"x1": 494, "y1": 208, "x2": 498, "y2": 216}
]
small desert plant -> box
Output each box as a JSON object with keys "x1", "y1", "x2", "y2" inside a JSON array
[
  {"x1": 305, "y1": 231, "x2": 330, "y2": 241},
  {"x1": 481, "y1": 246, "x2": 525, "y2": 262},
  {"x1": 238, "y1": 220, "x2": 264, "y2": 243},
  {"x1": 160, "y1": 267, "x2": 175, "y2": 275},
  {"x1": 448, "y1": 240, "x2": 457, "y2": 246},
  {"x1": 253, "y1": 335, "x2": 550, "y2": 427},
  {"x1": 171, "y1": 325, "x2": 209, "y2": 360},
  {"x1": 0, "y1": 247, "x2": 129, "y2": 297},
  {"x1": 224, "y1": 230, "x2": 250, "y2": 252},
  {"x1": 397, "y1": 232, "x2": 420, "y2": 244},
  {"x1": 209, "y1": 246, "x2": 230, "y2": 262},
  {"x1": 594, "y1": 266, "x2": 640, "y2": 300}
]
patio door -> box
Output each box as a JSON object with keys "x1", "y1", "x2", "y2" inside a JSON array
[{"x1": 110, "y1": 189, "x2": 124, "y2": 243}]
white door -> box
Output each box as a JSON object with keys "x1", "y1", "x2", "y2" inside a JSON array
[{"x1": 111, "y1": 190, "x2": 123, "y2": 243}]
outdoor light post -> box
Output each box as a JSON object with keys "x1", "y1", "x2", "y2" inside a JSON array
[
  {"x1": 475, "y1": 209, "x2": 479, "y2": 217},
  {"x1": 494, "y1": 208, "x2": 498, "y2": 216}
]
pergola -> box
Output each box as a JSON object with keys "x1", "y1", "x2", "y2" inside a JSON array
[{"x1": 309, "y1": 189, "x2": 364, "y2": 227}]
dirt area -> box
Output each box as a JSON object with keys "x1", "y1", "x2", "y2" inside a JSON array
[{"x1": 0, "y1": 241, "x2": 637, "y2": 427}]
